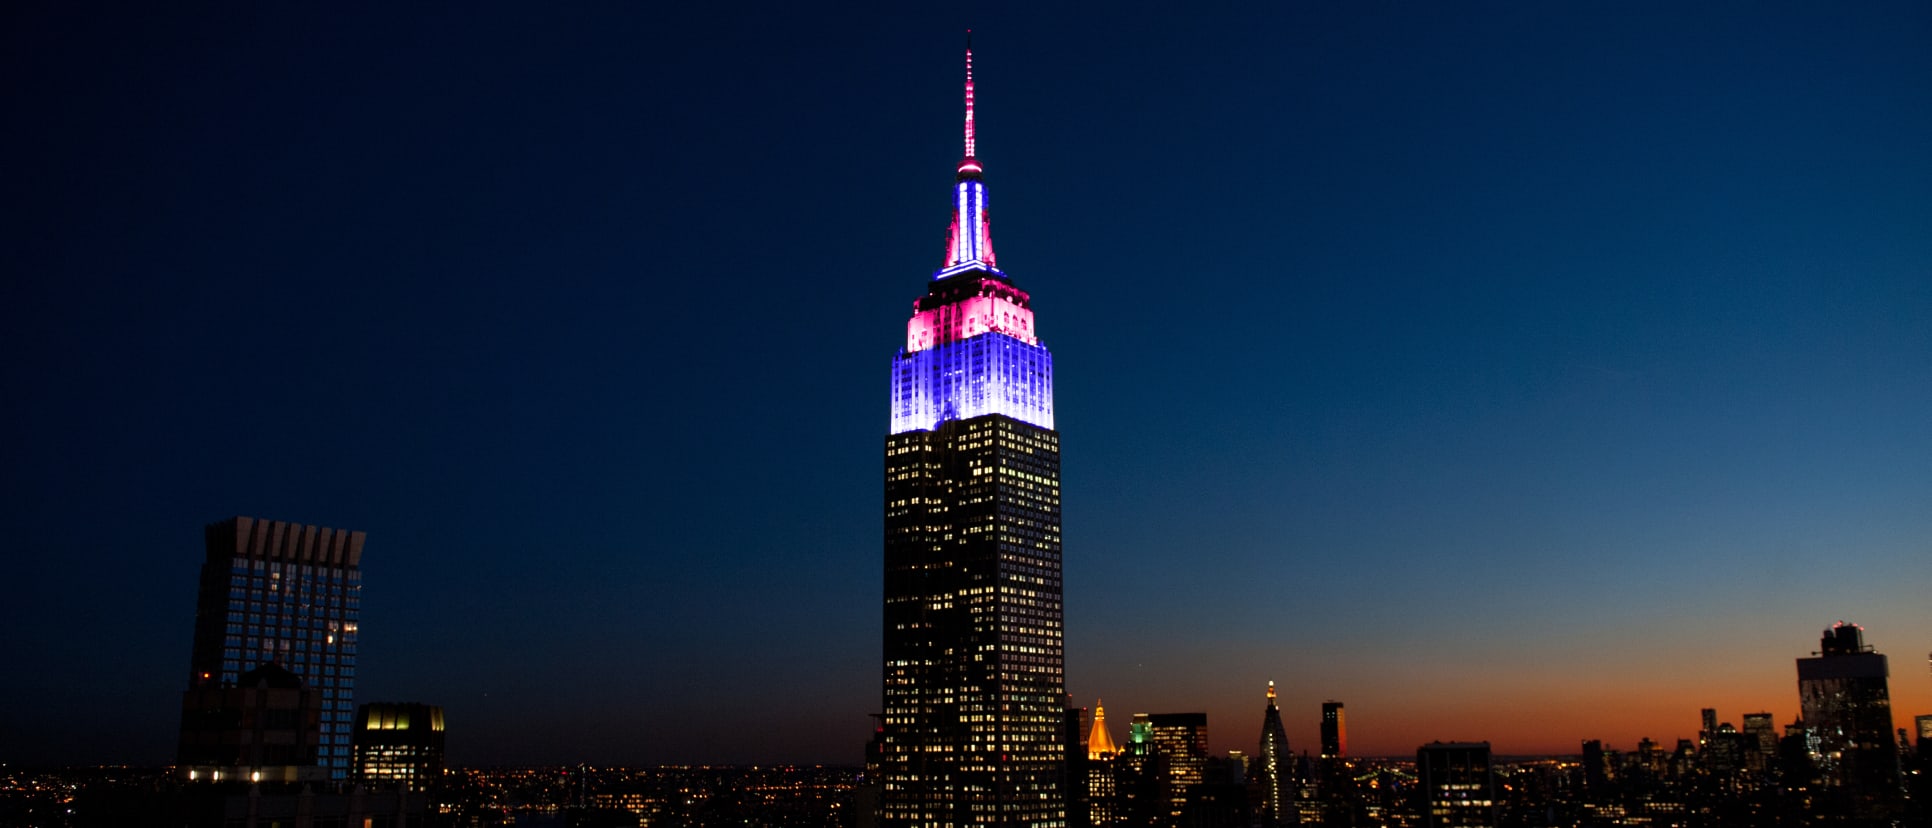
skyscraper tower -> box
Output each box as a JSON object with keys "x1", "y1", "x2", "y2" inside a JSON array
[
  {"x1": 1146, "y1": 713, "x2": 1209, "y2": 823},
  {"x1": 181, "y1": 517, "x2": 364, "y2": 780},
  {"x1": 1796, "y1": 621, "x2": 1901, "y2": 821},
  {"x1": 1256, "y1": 682, "x2": 1293, "y2": 827},
  {"x1": 880, "y1": 38, "x2": 1065, "y2": 828},
  {"x1": 1320, "y1": 701, "x2": 1346, "y2": 760}
]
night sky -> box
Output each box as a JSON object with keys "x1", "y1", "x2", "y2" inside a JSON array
[{"x1": 5, "y1": 3, "x2": 1930, "y2": 766}]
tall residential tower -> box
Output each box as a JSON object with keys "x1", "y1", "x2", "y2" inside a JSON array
[
  {"x1": 180, "y1": 517, "x2": 364, "y2": 781},
  {"x1": 1796, "y1": 621, "x2": 1901, "y2": 821},
  {"x1": 880, "y1": 40, "x2": 1066, "y2": 828}
]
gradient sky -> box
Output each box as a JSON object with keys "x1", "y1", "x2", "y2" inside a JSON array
[{"x1": 4, "y1": 2, "x2": 1930, "y2": 766}]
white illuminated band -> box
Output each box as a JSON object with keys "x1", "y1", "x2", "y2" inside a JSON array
[{"x1": 932, "y1": 261, "x2": 1006, "y2": 280}]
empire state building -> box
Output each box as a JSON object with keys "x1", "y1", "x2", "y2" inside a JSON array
[{"x1": 880, "y1": 41, "x2": 1066, "y2": 828}]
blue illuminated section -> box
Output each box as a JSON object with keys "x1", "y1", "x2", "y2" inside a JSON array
[{"x1": 889, "y1": 332, "x2": 1054, "y2": 434}]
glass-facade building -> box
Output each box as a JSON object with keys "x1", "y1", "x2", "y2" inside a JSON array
[
  {"x1": 1796, "y1": 621, "x2": 1901, "y2": 821},
  {"x1": 184, "y1": 516, "x2": 364, "y2": 780},
  {"x1": 879, "y1": 42, "x2": 1066, "y2": 828}
]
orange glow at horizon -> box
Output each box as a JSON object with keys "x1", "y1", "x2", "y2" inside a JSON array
[{"x1": 1077, "y1": 645, "x2": 1932, "y2": 759}]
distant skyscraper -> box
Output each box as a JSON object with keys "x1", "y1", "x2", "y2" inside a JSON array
[
  {"x1": 1580, "y1": 740, "x2": 1607, "y2": 792},
  {"x1": 1256, "y1": 682, "x2": 1292, "y2": 827},
  {"x1": 1741, "y1": 711, "x2": 1777, "y2": 765},
  {"x1": 182, "y1": 517, "x2": 364, "y2": 780},
  {"x1": 1320, "y1": 701, "x2": 1346, "y2": 760},
  {"x1": 878, "y1": 39, "x2": 1064, "y2": 828},
  {"x1": 1416, "y1": 742, "x2": 1495, "y2": 827},
  {"x1": 1117, "y1": 716, "x2": 1164, "y2": 827},
  {"x1": 353, "y1": 703, "x2": 446, "y2": 788},
  {"x1": 1797, "y1": 621, "x2": 1901, "y2": 820},
  {"x1": 1146, "y1": 713, "x2": 1208, "y2": 822},
  {"x1": 1083, "y1": 702, "x2": 1122, "y2": 828}
]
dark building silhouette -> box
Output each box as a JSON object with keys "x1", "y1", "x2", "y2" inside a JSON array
[
  {"x1": 1581, "y1": 740, "x2": 1607, "y2": 793},
  {"x1": 352, "y1": 702, "x2": 446, "y2": 789},
  {"x1": 878, "y1": 41, "x2": 1064, "y2": 828},
  {"x1": 1066, "y1": 700, "x2": 1091, "y2": 828},
  {"x1": 1320, "y1": 702, "x2": 1345, "y2": 760},
  {"x1": 1416, "y1": 742, "x2": 1495, "y2": 827},
  {"x1": 1255, "y1": 683, "x2": 1292, "y2": 826},
  {"x1": 1740, "y1": 711, "x2": 1777, "y2": 766},
  {"x1": 1180, "y1": 755, "x2": 1250, "y2": 828},
  {"x1": 858, "y1": 714, "x2": 887, "y2": 828},
  {"x1": 182, "y1": 517, "x2": 364, "y2": 780},
  {"x1": 1909, "y1": 714, "x2": 1932, "y2": 828},
  {"x1": 1105, "y1": 715, "x2": 1166, "y2": 828},
  {"x1": 1696, "y1": 710, "x2": 1747, "y2": 776},
  {"x1": 177, "y1": 663, "x2": 324, "y2": 783},
  {"x1": 1796, "y1": 621, "x2": 1901, "y2": 821}
]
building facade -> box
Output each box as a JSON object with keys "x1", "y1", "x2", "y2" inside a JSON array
[
  {"x1": 879, "y1": 41, "x2": 1065, "y2": 828},
  {"x1": 1084, "y1": 702, "x2": 1120, "y2": 827},
  {"x1": 1416, "y1": 742, "x2": 1495, "y2": 827},
  {"x1": 183, "y1": 517, "x2": 364, "y2": 780},
  {"x1": 1145, "y1": 713, "x2": 1208, "y2": 823},
  {"x1": 177, "y1": 663, "x2": 325, "y2": 783},
  {"x1": 1796, "y1": 621, "x2": 1901, "y2": 820},
  {"x1": 353, "y1": 702, "x2": 446, "y2": 788}
]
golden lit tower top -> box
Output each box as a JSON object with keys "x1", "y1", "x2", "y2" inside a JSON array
[{"x1": 1088, "y1": 699, "x2": 1119, "y2": 760}]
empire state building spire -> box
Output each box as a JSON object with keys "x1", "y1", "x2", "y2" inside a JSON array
[
  {"x1": 881, "y1": 36, "x2": 1065, "y2": 828},
  {"x1": 961, "y1": 31, "x2": 978, "y2": 164},
  {"x1": 942, "y1": 33, "x2": 996, "y2": 274}
]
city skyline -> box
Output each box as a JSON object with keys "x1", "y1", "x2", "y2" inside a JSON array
[{"x1": 4, "y1": 3, "x2": 1931, "y2": 767}]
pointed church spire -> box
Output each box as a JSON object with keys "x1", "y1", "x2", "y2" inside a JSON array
[{"x1": 941, "y1": 32, "x2": 996, "y2": 274}]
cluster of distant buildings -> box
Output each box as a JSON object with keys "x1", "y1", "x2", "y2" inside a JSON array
[
  {"x1": 866, "y1": 620, "x2": 1926, "y2": 827},
  {"x1": 1572, "y1": 621, "x2": 1930, "y2": 826},
  {"x1": 7, "y1": 507, "x2": 1924, "y2": 827}
]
